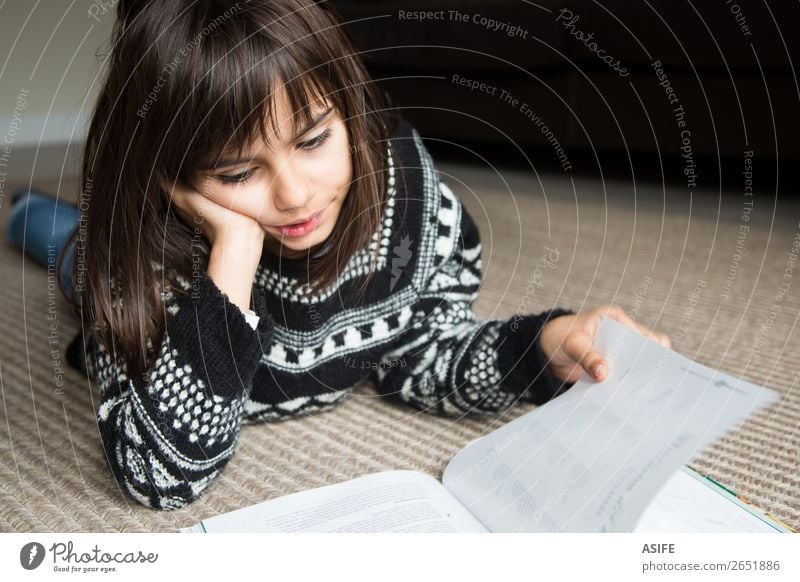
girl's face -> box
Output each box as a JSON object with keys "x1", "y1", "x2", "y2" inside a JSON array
[{"x1": 194, "y1": 88, "x2": 352, "y2": 259}]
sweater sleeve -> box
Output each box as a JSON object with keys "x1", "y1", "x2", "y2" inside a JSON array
[
  {"x1": 373, "y1": 181, "x2": 575, "y2": 416},
  {"x1": 85, "y1": 267, "x2": 276, "y2": 510}
]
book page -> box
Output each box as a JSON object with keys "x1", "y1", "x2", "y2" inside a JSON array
[
  {"x1": 442, "y1": 316, "x2": 780, "y2": 532},
  {"x1": 633, "y1": 467, "x2": 790, "y2": 532},
  {"x1": 181, "y1": 470, "x2": 488, "y2": 533}
]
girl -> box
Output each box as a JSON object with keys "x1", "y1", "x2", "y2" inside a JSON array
[{"x1": 7, "y1": 0, "x2": 669, "y2": 510}]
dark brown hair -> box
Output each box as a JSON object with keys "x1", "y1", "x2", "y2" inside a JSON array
[{"x1": 60, "y1": 0, "x2": 398, "y2": 378}]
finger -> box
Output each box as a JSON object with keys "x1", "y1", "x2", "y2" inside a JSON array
[
  {"x1": 604, "y1": 305, "x2": 670, "y2": 348},
  {"x1": 564, "y1": 332, "x2": 608, "y2": 382}
]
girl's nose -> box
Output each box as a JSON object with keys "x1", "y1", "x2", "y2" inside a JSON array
[{"x1": 271, "y1": 159, "x2": 313, "y2": 212}]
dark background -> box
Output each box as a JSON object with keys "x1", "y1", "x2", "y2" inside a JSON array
[{"x1": 330, "y1": 0, "x2": 799, "y2": 191}]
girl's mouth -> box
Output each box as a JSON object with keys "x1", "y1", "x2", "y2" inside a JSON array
[{"x1": 274, "y1": 208, "x2": 324, "y2": 238}]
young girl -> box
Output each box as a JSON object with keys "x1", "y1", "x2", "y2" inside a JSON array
[{"x1": 7, "y1": 0, "x2": 669, "y2": 510}]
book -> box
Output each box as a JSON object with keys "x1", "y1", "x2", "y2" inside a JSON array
[{"x1": 180, "y1": 316, "x2": 791, "y2": 533}]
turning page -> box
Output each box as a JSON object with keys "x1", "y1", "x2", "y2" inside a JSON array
[{"x1": 442, "y1": 316, "x2": 780, "y2": 532}]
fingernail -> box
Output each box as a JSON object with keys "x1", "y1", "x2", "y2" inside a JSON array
[{"x1": 593, "y1": 364, "x2": 608, "y2": 379}]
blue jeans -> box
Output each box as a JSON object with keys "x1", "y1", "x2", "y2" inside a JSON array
[{"x1": 6, "y1": 188, "x2": 81, "y2": 304}]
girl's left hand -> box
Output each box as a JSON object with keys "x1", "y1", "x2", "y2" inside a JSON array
[{"x1": 539, "y1": 304, "x2": 672, "y2": 384}]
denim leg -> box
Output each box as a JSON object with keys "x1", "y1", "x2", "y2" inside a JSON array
[{"x1": 6, "y1": 188, "x2": 81, "y2": 303}]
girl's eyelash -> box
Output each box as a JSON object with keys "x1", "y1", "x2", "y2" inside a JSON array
[
  {"x1": 215, "y1": 128, "x2": 333, "y2": 184},
  {"x1": 217, "y1": 169, "x2": 254, "y2": 184},
  {"x1": 299, "y1": 127, "x2": 332, "y2": 151}
]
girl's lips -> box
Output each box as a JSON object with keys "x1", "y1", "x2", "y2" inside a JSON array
[{"x1": 274, "y1": 208, "x2": 324, "y2": 238}]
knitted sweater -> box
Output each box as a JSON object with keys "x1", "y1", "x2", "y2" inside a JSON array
[{"x1": 68, "y1": 116, "x2": 574, "y2": 510}]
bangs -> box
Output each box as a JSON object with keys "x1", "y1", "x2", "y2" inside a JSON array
[
  {"x1": 80, "y1": 0, "x2": 394, "y2": 378},
  {"x1": 162, "y1": 7, "x2": 343, "y2": 177}
]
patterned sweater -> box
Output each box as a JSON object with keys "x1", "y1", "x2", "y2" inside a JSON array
[{"x1": 67, "y1": 117, "x2": 574, "y2": 510}]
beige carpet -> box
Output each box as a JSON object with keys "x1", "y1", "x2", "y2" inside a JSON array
[{"x1": 1, "y1": 162, "x2": 798, "y2": 532}]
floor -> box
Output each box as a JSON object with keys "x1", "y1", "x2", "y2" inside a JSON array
[{"x1": 0, "y1": 156, "x2": 798, "y2": 532}]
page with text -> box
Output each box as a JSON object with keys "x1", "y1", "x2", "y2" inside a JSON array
[
  {"x1": 182, "y1": 470, "x2": 488, "y2": 533},
  {"x1": 442, "y1": 317, "x2": 779, "y2": 532}
]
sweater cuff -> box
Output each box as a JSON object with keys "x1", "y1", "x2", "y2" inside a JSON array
[
  {"x1": 495, "y1": 308, "x2": 576, "y2": 405},
  {"x1": 242, "y1": 308, "x2": 260, "y2": 330},
  {"x1": 168, "y1": 272, "x2": 275, "y2": 399}
]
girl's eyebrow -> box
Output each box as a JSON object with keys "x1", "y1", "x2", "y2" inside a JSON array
[{"x1": 202, "y1": 106, "x2": 334, "y2": 170}]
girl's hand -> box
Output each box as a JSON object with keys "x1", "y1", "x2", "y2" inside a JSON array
[
  {"x1": 539, "y1": 304, "x2": 672, "y2": 384},
  {"x1": 167, "y1": 178, "x2": 265, "y2": 248},
  {"x1": 166, "y1": 178, "x2": 266, "y2": 313}
]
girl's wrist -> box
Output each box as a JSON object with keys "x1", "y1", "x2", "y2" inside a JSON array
[{"x1": 207, "y1": 228, "x2": 265, "y2": 313}]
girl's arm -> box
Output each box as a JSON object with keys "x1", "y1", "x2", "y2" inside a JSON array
[
  {"x1": 373, "y1": 181, "x2": 574, "y2": 416},
  {"x1": 86, "y1": 261, "x2": 275, "y2": 510},
  {"x1": 206, "y1": 218, "x2": 265, "y2": 314},
  {"x1": 83, "y1": 183, "x2": 273, "y2": 510}
]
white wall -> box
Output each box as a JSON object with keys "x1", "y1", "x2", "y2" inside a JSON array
[{"x1": 0, "y1": 0, "x2": 115, "y2": 148}]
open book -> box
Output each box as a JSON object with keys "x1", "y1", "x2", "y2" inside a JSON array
[{"x1": 180, "y1": 317, "x2": 791, "y2": 533}]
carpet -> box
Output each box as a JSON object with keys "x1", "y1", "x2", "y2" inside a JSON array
[{"x1": 1, "y1": 162, "x2": 798, "y2": 532}]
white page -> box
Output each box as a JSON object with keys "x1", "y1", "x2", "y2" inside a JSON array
[
  {"x1": 442, "y1": 316, "x2": 780, "y2": 532},
  {"x1": 633, "y1": 467, "x2": 788, "y2": 532},
  {"x1": 180, "y1": 470, "x2": 488, "y2": 533}
]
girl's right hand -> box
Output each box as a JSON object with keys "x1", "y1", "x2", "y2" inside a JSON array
[
  {"x1": 167, "y1": 179, "x2": 265, "y2": 249},
  {"x1": 166, "y1": 179, "x2": 266, "y2": 313}
]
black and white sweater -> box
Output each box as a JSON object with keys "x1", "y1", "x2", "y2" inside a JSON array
[{"x1": 68, "y1": 117, "x2": 574, "y2": 510}]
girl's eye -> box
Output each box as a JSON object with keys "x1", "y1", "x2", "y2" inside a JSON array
[
  {"x1": 214, "y1": 128, "x2": 332, "y2": 184},
  {"x1": 299, "y1": 128, "x2": 332, "y2": 151},
  {"x1": 216, "y1": 168, "x2": 254, "y2": 184}
]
